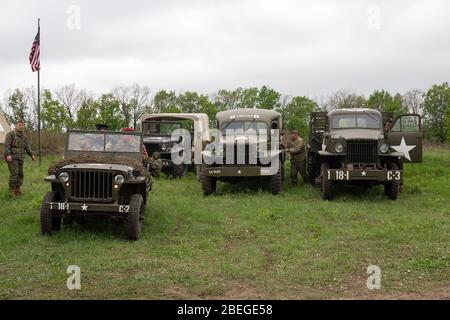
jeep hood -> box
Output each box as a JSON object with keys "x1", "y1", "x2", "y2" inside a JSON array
[
  {"x1": 61, "y1": 163, "x2": 134, "y2": 172},
  {"x1": 329, "y1": 129, "x2": 383, "y2": 140}
]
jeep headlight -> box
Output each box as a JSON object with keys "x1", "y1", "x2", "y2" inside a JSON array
[
  {"x1": 379, "y1": 143, "x2": 389, "y2": 153},
  {"x1": 114, "y1": 174, "x2": 125, "y2": 184},
  {"x1": 161, "y1": 144, "x2": 167, "y2": 152},
  {"x1": 59, "y1": 172, "x2": 69, "y2": 182},
  {"x1": 334, "y1": 142, "x2": 344, "y2": 153}
]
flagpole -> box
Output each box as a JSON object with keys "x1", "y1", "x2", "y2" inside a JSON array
[{"x1": 37, "y1": 18, "x2": 41, "y2": 165}]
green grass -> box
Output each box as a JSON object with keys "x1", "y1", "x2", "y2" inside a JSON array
[{"x1": 0, "y1": 149, "x2": 449, "y2": 299}]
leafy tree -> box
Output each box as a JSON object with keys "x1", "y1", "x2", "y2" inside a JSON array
[
  {"x1": 280, "y1": 96, "x2": 317, "y2": 137},
  {"x1": 95, "y1": 94, "x2": 126, "y2": 130},
  {"x1": 257, "y1": 86, "x2": 281, "y2": 110},
  {"x1": 41, "y1": 89, "x2": 70, "y2": 132},
  {"x1": 423, "y1": 82, "x2": 450, "y2": 143},
  {"x1": 367, "y1": 90, "x2": 407, "y2": 117},
  {"x1": 153, "y1": 90, "x2": 179, "y2": 113},
  {"x1": 5, "y1": 89, "x2": 31, "y2": 128},
  {"x1": 74, "y1": 98, "x2": 98, "y2": 130}
]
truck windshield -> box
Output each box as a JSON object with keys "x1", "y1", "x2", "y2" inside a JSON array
[
  {"x1": 220, "y1": 121, "x2": 267, "y2": 135},
  {"x1": 143, "y1": 122, "x2": 181, "y2": 135},
  {"x1": 332, "y1": 114, "x2": 380, "y2": 129}
]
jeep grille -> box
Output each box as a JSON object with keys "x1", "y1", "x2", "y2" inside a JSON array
[
  {"x1": 346, "y1": 139, "x2": 378, "y2": 164},
  {"x1": 69, "y1": 170, "x2": 114, "y2": 200}
]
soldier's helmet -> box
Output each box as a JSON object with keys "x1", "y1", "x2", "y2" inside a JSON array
[{"x1": 152, "y1": 152, "x2": 161, "y2": 159}]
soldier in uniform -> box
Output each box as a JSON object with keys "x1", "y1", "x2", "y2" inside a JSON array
[
  {"x1": 4, "y1": 119, "x2": 36, "y2": 198},
  {"x1": 285, "y1": 130, "x2": 306, "y2": 186},
  {"x1": 148, "y1": 152, "x2": 163, "y2": 178}
]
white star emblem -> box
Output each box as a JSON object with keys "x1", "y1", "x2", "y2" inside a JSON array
[
  {"x1": 391, "y1": 137, "x2": 416, "y2": 162},
  {"x1": 81, "y1": 204, "x2": 88, "y2": 211},
  {"x1": 361, "y1": 171, "x2": 367, "y2": 176}
]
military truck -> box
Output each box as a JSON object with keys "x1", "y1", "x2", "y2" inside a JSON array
[
  {"x1": 306, "y1": 109, "x2": 423, "y2": 200},
  {"x1": 140, "y1": 113, "x2": 210, "y2": 178},
  {"x1": 200, "y1": 108, "x2": 284, "y2": 195},
  {"x1": 41, "y1": 130, "x2": 152, "y2": 240}
]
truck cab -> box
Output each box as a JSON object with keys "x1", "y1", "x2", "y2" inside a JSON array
[
  {"x1": 200, "y1": 108, "x2": 284, "y2": 195},
  {"x1": 307, "y1": 109, "x2": 422, "y2": 200}
]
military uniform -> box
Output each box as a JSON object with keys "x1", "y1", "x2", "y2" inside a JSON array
[
  {"x1": 148, "y1": 153, "x2": 163, "y2": 178},
  {"x1": 287, "y1": 136, "x2": 306, "y2": 184},
  {"x1": 4, "y1": 129, "x2": 35, "y2": 195}
]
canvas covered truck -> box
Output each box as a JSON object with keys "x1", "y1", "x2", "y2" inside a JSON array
[
  {"x1": 307, "y1": 108, "x2": 423, "y2": 200},
  {"x1": 140, "y1": 113, "x2": 210, "y2": 178},
  {"x1": 41, "y1": 130, "x2": 152, "y2": 240},
  {"x1": 200, "y1": 108, "x2": 285, "y2": 195}
]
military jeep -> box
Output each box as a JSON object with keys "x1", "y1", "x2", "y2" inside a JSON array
[
  {"x1": 307, "y1": 109, "x2": 423, "y2": 200},
  {"x1": 40, "y1": 130, "x2": 152, "y2": 240},
  {"x1": 200, "y1": 108, "x2": 284, "y2": 195},
  {"x1": 140, "y1": 113, "x2": 210, "y2": 178}
]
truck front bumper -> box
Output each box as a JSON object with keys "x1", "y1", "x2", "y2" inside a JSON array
[
  {"x1": 205, "y1": 166, "x2": 277, "y2": 177},
  {"x1": 42, "y1": 202, "x2": 131, "y2": 216},
  {"x1": 325, "y1": 169, "x2": 402, "y2": 182}
]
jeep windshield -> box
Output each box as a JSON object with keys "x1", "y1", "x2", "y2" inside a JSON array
[
  {"x1": 67, "y1": 132, "x2": 141, "y2": 153},
  {"x1": 220, "y1": 121, "x2": 267, "y2": 135},
  {"x1": 332, "y1": 114, "x2": 381, "y2": 129},
  {"x1": 142, "y1": 121, "x2": 181, "y2": 135}
]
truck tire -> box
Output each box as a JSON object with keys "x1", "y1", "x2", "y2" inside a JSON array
[
  {"x1": 270, "y1": 163, "x2": 282, "y2": 195},
  {"x1": 127, "y1": 194, "x2": 144, "y2": 241},
  {"x1": 40, "y1": 191, "x2": 62, "y2": 236},
  {"x1": 385, "y1": 162, "x2": 400, "y2": 200},
  {"x1": 173, "y1": 163, "x2": 187, "y2": 178},
  {"x1": 200, "y1": 166, "x2": 216, "y2": 195},
  {"x1": 320, "y1": 162, "x2": 332, "y2": 200},
  {"x1": 307, "y1": 155, "x2": 316, "y2": 184}
]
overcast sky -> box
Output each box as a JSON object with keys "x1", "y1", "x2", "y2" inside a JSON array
[{"x1": 0, "y1": 0, "x2": 449, "y2": 99}]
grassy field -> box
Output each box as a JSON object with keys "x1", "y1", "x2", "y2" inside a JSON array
[{"x1": 0, "y1": 148, "x2": 449, "y2": 299}]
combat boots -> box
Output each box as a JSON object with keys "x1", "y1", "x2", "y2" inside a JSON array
[
  {"x1": 9, "y1": 187, "x2": 16, "y2": 199},
  {"x1": 15, "y1": 187, "x2": 23, "y2": 196}
]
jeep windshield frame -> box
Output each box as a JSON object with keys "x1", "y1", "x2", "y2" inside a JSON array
[
  {"x1": 66, "y1": 130, "x2": 143, "y2": 154},
  {"x1": 331, "y1": 113, "x2": 381, "y2": 130}
]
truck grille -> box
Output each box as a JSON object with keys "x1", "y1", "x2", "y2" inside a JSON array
[
  {"x1": 346, "y1": 139, "x2": 378, "y2": 164},
  {"x1": 224, "y1": 143, "x2": 259, "y2": 165},
  {"x1": 69, "y1": 170, "x2": 113, "y2": 200}
]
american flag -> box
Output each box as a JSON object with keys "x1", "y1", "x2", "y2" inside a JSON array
[{"x1": 29, "y1": 27, "x2": 40, "y2": 72}]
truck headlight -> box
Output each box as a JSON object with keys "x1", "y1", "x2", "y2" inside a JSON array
[
  {"x1": 380, "y1": 143, "x2": 389, "y2": 153},
  {"x1": 334, "y1": 142, "x2": 344, "y2": 153},
  {"x1": 59, "y1": 172, "x2": 69, "y2": 182},
  {"x1": 114, "y1": 174, "x2": 125, "y2": 184}
]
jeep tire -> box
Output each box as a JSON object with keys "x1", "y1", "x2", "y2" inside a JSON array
[
  {"x1": 40, "y1": 191, "x2": 62, "y2": 236},
  {"x1": 127, "y1": 194, "x2": 144, "y2": 241}
]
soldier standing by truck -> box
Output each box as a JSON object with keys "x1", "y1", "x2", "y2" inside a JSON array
[
  {"x1": 4, "y1": 119, "x2": 36, "y2": 198},
  {"x1": 285, "y1": 130, "x2": 306, "y2": 186}
]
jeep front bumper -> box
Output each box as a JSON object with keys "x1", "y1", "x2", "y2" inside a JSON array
[
  {"x1": 325, "y1": 169, "x2": 402, "y2": 182},
  {"x1": 42, "y1": 202, "x2": 132, "y2": 216}
]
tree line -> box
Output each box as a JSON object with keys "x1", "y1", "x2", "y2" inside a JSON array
[{"x1": 1, "y1": 83, "x2": 450, "y2": 142}]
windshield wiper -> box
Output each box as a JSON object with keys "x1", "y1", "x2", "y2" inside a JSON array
[
  {"x1": 245, "y1": 118, "x2": 256, "y2": 133},
  {"x1": 221, "y1": 118, "x2": 236, "y2": 133}
]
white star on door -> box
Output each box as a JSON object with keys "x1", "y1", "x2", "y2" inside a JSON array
[
  {"x1": 81, "y1": 204, "x2": 88, "y2": 211},
  {"x1": 361, "y1": 171, "x2": 367, "y2": 176},
  {"x1": 391, "y1": 137, "x2": 416, "y2": 162}
]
